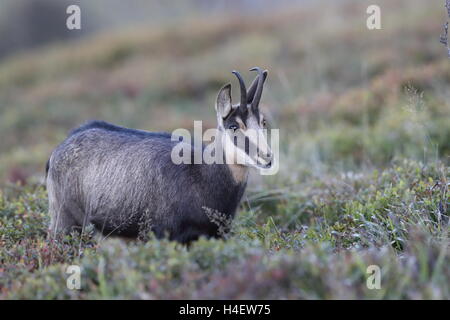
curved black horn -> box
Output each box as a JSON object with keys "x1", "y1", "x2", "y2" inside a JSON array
[
  {"x1": 247, "y1": 69, "x2": 268, "y2": 104},
  {"x1": 249, "y1": 67, "x2": 264, "y2": 113},
  {"x1": 232, "y1": 70, "x2": 247, "y2": 112}
]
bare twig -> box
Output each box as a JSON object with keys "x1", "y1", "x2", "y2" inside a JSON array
[{"x1": 441, "y1": 1, "x2": 450, "y2": 56}]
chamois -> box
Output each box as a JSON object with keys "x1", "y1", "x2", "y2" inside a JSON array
[{"x1": 46, "y1": 67, "x2": 273, "y2": 243}]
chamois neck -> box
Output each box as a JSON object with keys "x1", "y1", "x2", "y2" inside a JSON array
[
  {"x1": 213, "y1": 128, "x2": 249, "y2": 184},
  {"x1": 227, "y1": 163, "x2": 249, "y2": 185}
]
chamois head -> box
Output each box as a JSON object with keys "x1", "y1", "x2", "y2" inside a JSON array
[{"x1": 215, "y1": 67, "x2": 273, "y2": 170}]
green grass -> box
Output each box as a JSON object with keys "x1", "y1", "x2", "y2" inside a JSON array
[
  {"x1": 0, "y1": 160, "x2": 448, "y2": 299},
  {"x1": 0, "y1": 0, "x2": 449, "y2": 299}
]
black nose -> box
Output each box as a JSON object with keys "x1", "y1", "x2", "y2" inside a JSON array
[
  {"x1": 264, "y1": 152, "x2": 273, "y2": 161},
  {"x1": 259, "y1": 151, "x2": 272, "y2": 160}
]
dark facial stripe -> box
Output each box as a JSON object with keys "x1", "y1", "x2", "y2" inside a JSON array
[{"x1": 230, "y1": 132, "x2": 259, "y2": 159}]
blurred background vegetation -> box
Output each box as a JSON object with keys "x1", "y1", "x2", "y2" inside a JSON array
[
  {"x1": 0, "y1": 0, "x2": 448, "y2": 185},
  {"x1": 0, "y1": 0, "x2": 449, "y2": 299}
]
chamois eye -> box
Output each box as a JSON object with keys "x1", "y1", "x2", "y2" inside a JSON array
[
  {"x1": 262, "y1": 119, "x2": 267, "y2": 128},
  {"x1": 229, "y1": 125, "x2": 238, "y2": 131}
]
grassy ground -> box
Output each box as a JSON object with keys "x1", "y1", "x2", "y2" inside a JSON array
[{"x1": 0, "y1": 0, "x2": 449, "y2": 299}]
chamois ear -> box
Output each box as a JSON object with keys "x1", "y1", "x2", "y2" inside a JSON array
[{"x1": 215, "y1": 83, "x2": 232, "y2": 119}]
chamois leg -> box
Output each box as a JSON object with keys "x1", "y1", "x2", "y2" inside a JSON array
[
  {"x1": 47, "y1": 177, "x2": 80, "y2": 238},
  {"x1": 48, "y1": 206, "x2": 80, "y2": 238},
  {"x1": 47, "y1": 169, "x2": 79, "y2": 238}
]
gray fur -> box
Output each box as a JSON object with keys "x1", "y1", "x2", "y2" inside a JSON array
[
  {"x1": 47, "y1": 120, "x2": 247, "y2": 243},
  {"x1": 46, "y1": 69, "x2": 269, "y2": 244}
]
